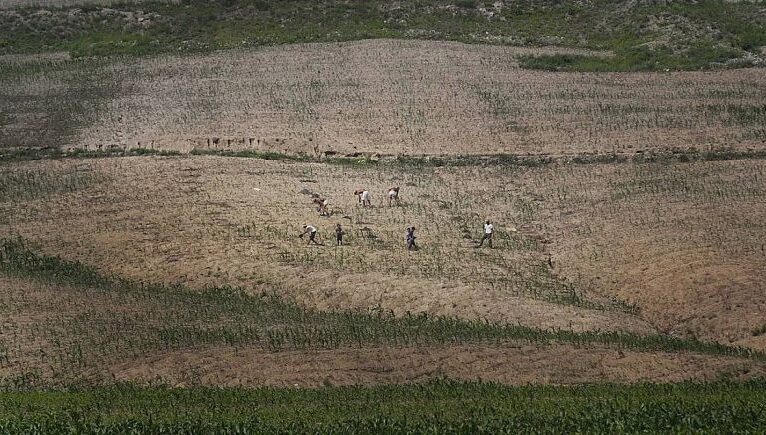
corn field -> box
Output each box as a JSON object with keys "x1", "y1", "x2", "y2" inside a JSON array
[{"x1": 1, "y1": 380, "x2": 766, "y2": 433}]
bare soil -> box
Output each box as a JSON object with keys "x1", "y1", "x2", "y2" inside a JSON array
[
  {"x1": 109, "y1": 344, "x2": 766, "y2": 388},
  {"x1": 4, "y1": 40, "x2": 765, "y2": 155},
  {"x1": 2, "y1": 156, "x2": 764, "y2": 351}
]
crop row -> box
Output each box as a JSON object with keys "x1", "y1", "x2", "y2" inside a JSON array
[
  {"x1": 0, "y1": 237, "x2": 762, "y2": 387},
  {"x1": 0, "y1": 380, "x2": 765, "y2": 433}
]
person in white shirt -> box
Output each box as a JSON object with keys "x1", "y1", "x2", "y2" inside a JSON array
[
  {"x1": 478, "y1": 220, "x2": 494, "y2": 248},
  {"x1": 353, "y1": 189, "x2": 364, "y2": 204},
  {"x1": 299, "y1": 225, "x2": 322, "y2": 245},
  {"x1": 354, "y1": 189, "x2": 371, "y2": 207},
  {"x1": 387, "y1": 187, "x2": 400, "y2": 206}
]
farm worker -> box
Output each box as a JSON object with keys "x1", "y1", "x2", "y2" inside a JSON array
[
  {"x1": 406, "y1": 226, "x2": 417, "y2": 251},
  {"x1": 478, "y1": 220, "x2": 494, "y2": 248},
  {"x1": 313, "y1": 197, "x2": 330, "y2": 216},
  {"x1": 353, "y1": 189, "x2": 365, "y2": 204},
  {"x1": 335, "y1": 223, "x2": 345, "y2": 246},
  {"x1": 387, "y1": 187, "x2": 400, "y2": 206},
  {"x1": 354, "y1": 189, "x2": 371, "y2": 207},
  {"x1": 300, "y1": 225, "x2": 322, "y2": 245}
]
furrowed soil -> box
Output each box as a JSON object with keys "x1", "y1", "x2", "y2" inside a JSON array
[
  {"x1": 2, "y1": 40, "x2": 765, "y2": 154},
  {"x1": 2, "y1": 38, "x2": 766, "y2": 388},
  {"x1": 109, "y1": 345, "x2": 766, "y2": 387},
  {"x1": 1, "y1": 156, "x2": 764, "y2": 358},
  {"x1": 1, "y1": 272, "x2": 764, "y2": 387}
]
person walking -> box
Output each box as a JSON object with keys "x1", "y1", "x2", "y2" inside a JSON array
[
  {"x1": 478, "y1": 220, "x2": 494, "y2": 248},
  {"x1": 335, "y1": 223, "x2": 345, "y2": 246},
  {"x1": 300, "y1": 224, "x2": 322, "y2": 245},
  {"x1": 406, "y1": 226, "x2": 417, "y2": 251}
]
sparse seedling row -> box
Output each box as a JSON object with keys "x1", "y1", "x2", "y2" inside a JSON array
[{"x1": 0, "y1": 237, "x2": 763, "y2": 387}]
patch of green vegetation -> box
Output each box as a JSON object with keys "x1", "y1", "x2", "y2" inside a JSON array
[
  {"x1": 669, "y1": 0, "x2": 766, "y2": 52},
  {"x1": 658, "y1": 148, "x2": 766, "y2": 164},
  {"x1": 388, "y1": 154, "x2": 554, "y2": 168},
  {"x1": 0, "y1": 60, "x2": 55, "y2": 81},
  {"x1": 0, "y1": 380, "x2": 765, "y2": 432},
  {"x1": 67, "y1": 31, "x2": 159, "y2": 58},
  {"x1": 0, "y1": 147, "x2": 181, "y2": 163},
  {"x1": 9, "y1": 146, "x2": 766, "y2": 169},
  {"x1": 0, "y1": 0, "x2": 764, "y2": 71},
  {"x1": 519, "y1": 42, "x2": 745, "y2": 72},
  {"x1": 189, "y1": 148, "x2": 311, "y2": 161}
]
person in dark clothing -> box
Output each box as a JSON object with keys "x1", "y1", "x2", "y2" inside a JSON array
[
  {"x1": 335, "y1": 223, "x2": 345, "y2": 246},
  {"x1": 406, "y1": 226, "x2": 417, "y2": 251}
]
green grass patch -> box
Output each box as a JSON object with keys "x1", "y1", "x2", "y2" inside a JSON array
[
  {"x1": 7, "y1": 146, "x2": 766, "y2": 169},
  {"x1": 0, "y1": 147, "x2": 181, "y2": 163},
  {"x1": 189, "y1": 148, "x2": 312, "y2": 161},
  {"x1": 519, "y1": 42, "x2": 746, "y2": 72},
  {"x1": 67, "y1": 31, "x2": 161, "y2": 58}
]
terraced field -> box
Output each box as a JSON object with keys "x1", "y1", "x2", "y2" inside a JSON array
[
  {"x1": 2, "y1": 40, "x2": 766, "y2": 156},
  {"x1": 2, "y1": 0, "x2": 766, "y2": 431}
]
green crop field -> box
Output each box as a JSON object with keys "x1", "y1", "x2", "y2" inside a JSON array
[{"x1": 2, "y1": 381, "x2": 766, "y2": 433}]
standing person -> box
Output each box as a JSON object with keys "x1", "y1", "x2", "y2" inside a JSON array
[
  {"x1": 300, "y1": 225, "x2": 322, "y2": 245},
  {"x1": 406, "y1": 226, "x2": 417, "y2": 251},
  {"x1": 335, "y1": 223, "x2": 345, "y2": 246},
  {"x1": 387, "y1": 187, "x2": 400, "y2": 206},
  {"x1": 478, "y1": 220, "x2": 494, "y2": 248}
]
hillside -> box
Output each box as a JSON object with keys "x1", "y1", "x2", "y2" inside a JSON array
[
  {"x1": 1, "y1": 0, "x2": 766, "y2": 431},
  {"x1": 1, "y1": 0, "x2": 765, "y2": 71},
  {"x1": 2, "y1": 40, "x2": 765, "y2": 155}
]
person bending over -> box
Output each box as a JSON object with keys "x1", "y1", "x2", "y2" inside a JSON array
[
  {"x1": 353, "y1": 189, "x2": 364, "y2": 204},
  {"x1": 300, "y1": 225, "x2": 322, "y2": 245},
  {"x1": 313, "y1": 197, "x2": 330, "y2": 216},
  {"x1": 354, "y1": 189, "x2": 371, "y2": 207},
  {"x1": 387, "y1": 187, "x2": 400, "y2": 206}
]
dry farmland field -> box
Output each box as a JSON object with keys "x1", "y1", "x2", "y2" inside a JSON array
[
  {"x1": 2, "y1": 153, "x2": 766, "y2": 429},
  {"x1": 2, "y1": 40, "x2": 766, "y2": 156},
  {"x1": 2, "y1": 0, "x2": 766, "y2": 430}
]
